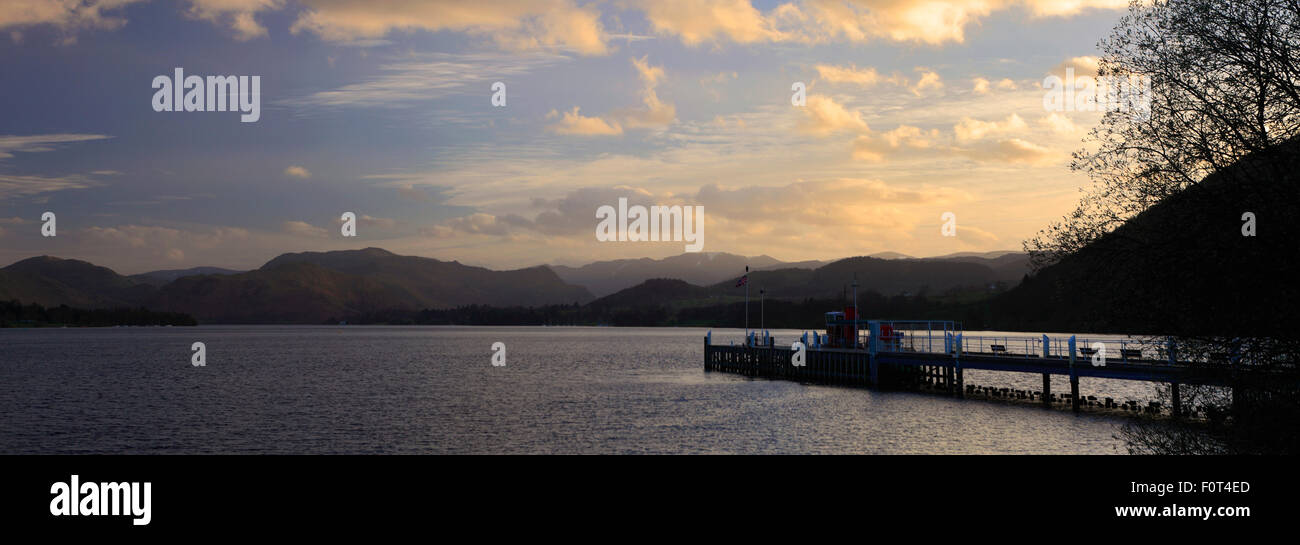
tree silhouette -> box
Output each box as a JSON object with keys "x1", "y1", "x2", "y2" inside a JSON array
[
  {"x1": 1023, "y1": 0, "x2": 1300, "y2": 453},
  {"x1": 1028, "y1": 0, "x2": 1300, "y2": 268}
]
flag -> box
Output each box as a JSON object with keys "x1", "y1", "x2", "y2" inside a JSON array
[{"x1": 735, "y1": 275, "x2": 748, "y2": 287}]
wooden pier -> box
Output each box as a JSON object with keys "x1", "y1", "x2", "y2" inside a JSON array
[{"x1": 703, "y1": 331, "x2": 1270, "y2": 416}]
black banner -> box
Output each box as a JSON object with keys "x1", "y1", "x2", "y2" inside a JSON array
[{"x1": 2, "y1": 455, "x2": 1289, "y2": 534}]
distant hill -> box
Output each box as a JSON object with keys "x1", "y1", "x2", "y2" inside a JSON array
[
  {"x1": 586, "y1": 278, "x2": 717, "y2": 309},
  {"x1": 928, "y1": 252, "x2": 1030, "y2": 284},
  {"x1": 926, "y1": 250, "x2": 1021, "y2": 260},
  {"x1": 569, "y1": 253, "x2": 1029, "y2": 324},
  {"x1": 129, "y1": 266, "x2": 243, "y2": 286},
  {"x1": 773, "y1": 259, "x2": 834, "y2": 270},
  {"x1": 710, "y1": 254, "x2": 1028, "y2": 300},
  {"x1": 555, "y1": 251, "x2": 1027, "y2": 303},
  {"x1": 1, "y1": 248, "x2": 595, "y2": 324},
  {"x1": 152, "y1": 248, "x2": 594, "y2": 323},
  {"x1": 987, "y1": 139, "x2": 1300, "y2": 337},
  {"x1": 551, "y1": 252, "x2": 804, "y2": 297},
  {"x1": 0, "y1": 256, "x2": 153, "y2": 308}
]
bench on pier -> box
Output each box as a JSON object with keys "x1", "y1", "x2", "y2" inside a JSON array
[
  {"x1": 989, "y1": 344, "x2": 1007, "y2": 353},
  {"x1": 1120, "y1": 348, "x2": 1142, "y2": 360},
  {"x1": 1079, "y1": 347, "x2": 1097, "y2": 356}
]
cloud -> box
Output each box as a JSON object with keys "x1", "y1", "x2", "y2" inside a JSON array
[
  {"x1": 614, "y1": 56, "x2": 676, "y2": 128},
  {"x1": 637, "y1": 0, "x2": 788, "y2": 45},
  {"x1": 0, "y1": 0, "x2": 1131, "y2": 51},
  {"x1": 546, "y1": 107, "x2": 624, "y2": 136},
  {"x1": 852, "y1": 125, "x2": 939, "y2": 162},
  {"x1": 186, "y1": 0, "x2": 283, "y2": 40},
  {"x1": 282, "y1": 220, "x2": 328, "y2": 237},
  {"x1": 910, "y1": 68, "x2": 943, "y2": 95},
  {"x1": 81, "y1": 224, "x2": 252, "y2": 260},
  {"x1": 955, "y1": 223, "x2": 1000, "y2": 246},
  {"x1": 290, "y1": 0, "x2": 609, "y2": 54},
  {"x1": 1040, "y1": 112, "x2": 1077, "y2": 134},
  {"x1": 815, "y1": 64, "x2": 884, "y2": 86},
  {"x1": 284, "y1": 165, "x2": 312, "y2": 179},
  {"x1": 1022, "y1": 0, "x2": 1128, "y2": 18},
  {"x1": 0, "y1": 0, "x2": 142, "y2": 36},
  {"x1": 548, "y1": 56, "x2": 675, "y2": 135},
  {"x1": 397, "y1": 185, "x2": 436, "y2": 202},
  {"x1": 696, "y1": 178, "x2": 970, "y2": 239},
  {"x1": 0, "y1": 173, "x2": 101, "y2": 199},
  {"x1": 953, "y1": 113, "x2": 1027, "y2": 141},
  {"x1": 0, "y1": 134, "x2": 117, "y2": 198},
  {"x1": 334, "y1": 213, "x2": 397, "y2": 229},
  {"x1": 289, "y1": 52, "x2": 567, "y2": 110},
  {"x1": 798, "y1": 95, "x2": 869, "y2": 136},
  {"x1": 424, "y1": 186, "x2": 663, "y2": 239},
  {"x1": 964, "y1": 138, "x2": 1057, "y2": 164},
  {"x1": 789, "y1": 1, "x2": 1129, "y2": 45},
  {"x1": 0, "y1": 133, "x2": 111, "y2": 159},
  {"x1": 358, "y1": 214, "x2": 396, "y2": 229},
  {"x1": 815, "y1": 64, "x2": 941, "y2": 95},
  {"x1": 973, "y1": 76, "x2": 1017, "y2": 94},
  {"x1": 422, "y1": 212, "x2": 522, "y2": 238},
  {"x1": 49, "y1": 223, "x2": 349, "y2": 271},
  {"x1": 1051, "y1": 55, "x2": 1100, "y2": 78},
  {"x1": 791, "y1": 0, "x2": 996, "y2": 44},
  {"x1": 420, "y1": 179, "x2": 971, "y2": 254},
  {"x1": 700, "y1": 70, "x2": 738, "y2": 101}
]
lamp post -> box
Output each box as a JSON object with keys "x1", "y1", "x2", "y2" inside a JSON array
[
  {"x1": 744, "y1": 265, "x2": 749, "y2": 344},
  {"x1": 760, "y1": 288, "x2": 765, "y2": 340}
]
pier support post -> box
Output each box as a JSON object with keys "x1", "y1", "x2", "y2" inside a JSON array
[
  {"x1": 1068, "y1": 335, "x2": 1079, "y2": 412},
  {"x1": 1171, "y1": 383, "x2": 1181, "y2": 418},
  {"x1": 868, "y1": 321, "x2": 879, "y2": 387},
  {"x1": 954, "y1": 360, "x2": 963, "y2": 398},
  {"x1": 1041, "y1": 374, "x2": 1051, "y2": 407}
]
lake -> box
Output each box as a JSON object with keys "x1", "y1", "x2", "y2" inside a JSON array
[{"x1": 0, "y1": 325, "x2": 1161, "y2": 454}]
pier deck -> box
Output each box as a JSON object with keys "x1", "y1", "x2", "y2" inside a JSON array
[{"x1": 703, "y1": 328, "x2": 1286, "y2": 416}]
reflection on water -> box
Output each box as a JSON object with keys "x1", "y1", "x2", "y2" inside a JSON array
[{"x1": 0, "y1": 326, "x2": 1147, "y2": 454}]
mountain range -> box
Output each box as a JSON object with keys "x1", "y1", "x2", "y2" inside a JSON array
[
  {"x1": 1, "y1": 248, "x2": 591, "y2": 323},
  {"x1": 0, "y1": 247, "x2": 1029, "y2": 324}
]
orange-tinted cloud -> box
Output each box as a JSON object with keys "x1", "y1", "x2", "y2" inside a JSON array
[
  {"x1": 798, "y1": 95, "x2": 869, "y2": 136},
  {"x1": 0, "y1": 0, "x2": 142, "y2": 35},
  {"x1": 291, "y1": 0, "x2": 609, "y2": 54},
  {"x1": 546, "y1": 107, "x2": 624, "y2": 136}
]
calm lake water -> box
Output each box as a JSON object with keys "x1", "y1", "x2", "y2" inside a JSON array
[{"x1": 0, "y1": 326, "x2": 1159, "y2": 454}]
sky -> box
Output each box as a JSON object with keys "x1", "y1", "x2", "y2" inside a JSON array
[{"x1": 0, "y1": 0, "x2": 1129, "y2": 274}]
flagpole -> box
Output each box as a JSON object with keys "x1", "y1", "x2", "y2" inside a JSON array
[{"x1": 744, "y1": 265, "x2": 749, "y2": 344}]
